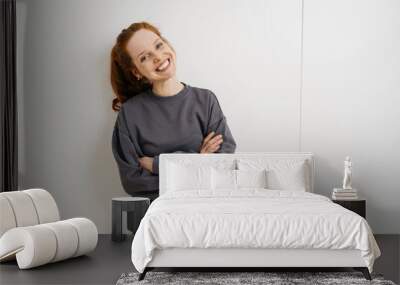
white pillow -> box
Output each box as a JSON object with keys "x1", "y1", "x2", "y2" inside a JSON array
[
  {"x1": 167, "y1": 162, "x2": 212, "y2": 192},
  {"x1": 211, "y1": 168, "x2": 268, "y2": 190},
  {"x1": 237, "y1": 159, "x2": 309, "y2": 191},
  {"x1": 236, "y1": 169, "x2": 268, "y2": 188},
  {"x1": 211, "y1": 168, "x2": 237, "y2": 190},
  {"x1": 266, "y1": 162, "x2": 307, "y2": 191}
]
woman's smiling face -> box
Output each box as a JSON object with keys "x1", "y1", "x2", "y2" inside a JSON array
[{"x1": 126, "y1": 29, "x2": 176, "y2": 83}]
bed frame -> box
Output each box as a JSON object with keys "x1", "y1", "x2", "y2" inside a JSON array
[
  {"x1": 137, "y1": 152, "x2": 372, "y2": 281},
  {"x1": 139, "y1": 248, "x2": 371, "y2": 280}
]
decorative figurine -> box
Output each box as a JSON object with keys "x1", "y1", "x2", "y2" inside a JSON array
[{"x1": 342, "y1": 156, "x2": 352, "y2": 190}]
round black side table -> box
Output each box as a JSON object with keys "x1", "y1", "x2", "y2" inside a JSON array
[{"x1": 112, "y1": 197, "x2": 150, "y2": 242}]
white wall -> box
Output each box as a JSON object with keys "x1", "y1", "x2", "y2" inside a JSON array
[
  {"x1": 301, "y1": 0, "x2": 400, "y2": 233},
  {"x1": 16, "y1": 0, "x2": 400, "y2": 233}
]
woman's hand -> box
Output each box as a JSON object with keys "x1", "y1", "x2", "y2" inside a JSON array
[
  {"x1": 200, "y1": 131, "x2": 223, "y2": 153},
  {"x1": 138, "y1": 132, "x2": 223, "y2": 171},
  {"x1": 138, "y1": 156, "x2": 154, "y2": 173}
]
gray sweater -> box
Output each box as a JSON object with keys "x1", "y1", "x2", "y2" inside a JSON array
[{"x1": 111, "y1": 82, "x2": 236, "y2": 199}]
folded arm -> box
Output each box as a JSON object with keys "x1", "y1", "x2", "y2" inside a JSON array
[
  {"x1": 112, "y1": 116, "x2": 159, "y2": 196},
  {"x1": 206, "y1": 91, "x2": 237, "y2": 153}
]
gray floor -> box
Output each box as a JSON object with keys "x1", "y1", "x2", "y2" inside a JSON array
[
  {"x1": 0, "y1": 234, "x2": 399, "y2": 285},
  {"x1": 0, "y1": 235, "x2": 134, "y2": 285}
]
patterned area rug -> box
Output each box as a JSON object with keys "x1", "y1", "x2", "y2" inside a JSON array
[{"x1": 116, "y1": 271, "x2": 396, "y2": 285}]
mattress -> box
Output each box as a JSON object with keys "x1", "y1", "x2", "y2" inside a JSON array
[{"x1": 131, "y1": 189, "x2": 381, "y2": 273}]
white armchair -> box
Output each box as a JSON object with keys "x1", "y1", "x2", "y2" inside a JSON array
[{"x1": 0, "y1": 188, "x2": 98, "y2": 269}]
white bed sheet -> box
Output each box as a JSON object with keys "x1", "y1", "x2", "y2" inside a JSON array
[{"x1": 131, "y1": 189, "x2": 380, "y2": 273}]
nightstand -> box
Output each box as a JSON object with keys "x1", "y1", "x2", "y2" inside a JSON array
[
  {"x1": 112, "y1": 197, "x2": 150, "y2": 242},
  {"x1": 332, "y1": 198, "x2": 366, "y2": 219}
]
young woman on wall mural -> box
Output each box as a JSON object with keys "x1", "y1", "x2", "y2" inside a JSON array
[{"x1": 110, "y1": 21, "x2": 236, "y2": 202}]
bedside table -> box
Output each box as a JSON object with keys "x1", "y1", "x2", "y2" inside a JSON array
[
  {"x1": 332, "y1": 198, "x2": 366, "y2": 218},
  {"x1": 111, "y1": 197, "x2": 150, "y2": 242}
]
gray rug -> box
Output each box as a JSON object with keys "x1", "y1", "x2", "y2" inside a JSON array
[{"x1": 116, "y1": 271, "x2": 397, "y2": 285}]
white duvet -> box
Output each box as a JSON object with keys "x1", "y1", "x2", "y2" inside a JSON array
[{"x1": 131, "y1": 189, "x2": 381, "y2": 273}]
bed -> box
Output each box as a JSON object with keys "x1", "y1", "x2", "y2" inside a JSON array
[{"x1": 131, "y1": 152, "x2": 381, "y2": 281}]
